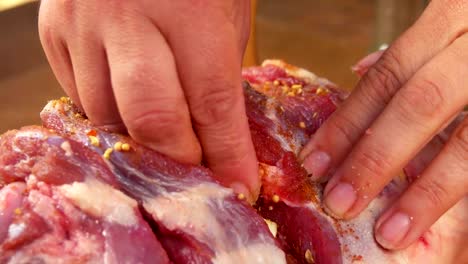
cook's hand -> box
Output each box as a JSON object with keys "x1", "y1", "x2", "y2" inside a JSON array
[
  {"x1": 300, "y1": 0, "x2": 468, "y2": 250},
  {"x1": 38, "y1": 0, "x2": 259, "y2": 198}
]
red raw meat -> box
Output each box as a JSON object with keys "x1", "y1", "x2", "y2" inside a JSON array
[
  {"x1": 0, "y1": 59, "x2": 466, "y2": 264},
  {"x1": 0, "y1": 127, "x2": 169, "y2": 263},
  {"x1": 40, "y1": 97, "x2": 284, "y2": 264}
]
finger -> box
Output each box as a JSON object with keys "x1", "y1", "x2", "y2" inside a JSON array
[
  {"x1": 155, "y1": 1, "x2": 260, "y2": 198},
  {"x1": 104, "y1": 13, "x2": 202, "y2": 164},
  {"x1": 375, "y1": 116, "x2": 468, "y2": 250},
  {"x1": 322, "y1": 33, "x2": 468, "y2": 219},
  {"x1": 70, "y1": 27, "x2": 125, "y2": 131},
  {"x1": 299, "y1": 0, "x2": 468, "y2": 180},
  {"x1": 404, "y1": 112, "x2": 467, "y2": 180},
  {"x1": 38, "y1": 0, "x2": 81, "y2": 108}
]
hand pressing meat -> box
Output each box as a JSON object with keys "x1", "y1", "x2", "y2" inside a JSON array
[
  {"x1": 38, "y1": 0, "x2": 259, "y2": 200},
  {"x1": 1, "y1": 61, "x2": 466, "y2": 263},
  {"x1": 300, "y1": 0, "x2": 468, "y2": 251},
  {"x1": 38, "y1": 0, "x2": 467, "y2": 255}
]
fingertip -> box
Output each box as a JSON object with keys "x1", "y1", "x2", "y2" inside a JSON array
[
  {"x1": 230, "y1": 181, "x2": 258, "y2": 205},
  {"x1": 351, "y1": 50, "x2": 385, "y2": 77},
  {"x1": 302, "y1": 150, "x2": 331, "y2": 180},
  {"x1": 210, "y1": 150, "x2": 260, "y2": 202},
  {"x1": 375, "y1": 211, "x2": 412, "y2": 250},
  {"x1": 322, "y1": 182, "x2": 357, "y2": 219}
]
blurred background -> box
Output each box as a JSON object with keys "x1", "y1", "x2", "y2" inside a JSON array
[{"x1": 0, "y1": 0, "x2": 427, "y2": 133}]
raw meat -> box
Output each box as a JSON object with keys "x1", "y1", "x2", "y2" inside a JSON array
[
  {"x1": 40, "y1": 98, "x2": 284, "y2": 264},
  {"x1": 0, "y1": 127, "x2": 170, "y2": 263},
  {"x1": 0, "y1": 60, "x2": 466, "y2": 264},
  {"x1": 242, "y1": 60, "x2": 467, "y2": 264}
]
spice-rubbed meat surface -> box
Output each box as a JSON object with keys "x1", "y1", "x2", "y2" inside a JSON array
[{"x1": 0, "y1": 60, "x2": 466, "y2": 263}]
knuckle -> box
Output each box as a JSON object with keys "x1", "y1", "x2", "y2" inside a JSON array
[
  {"x1": 329, "y1": 113, "x2": 362, "y2": 146},
  {"x1": 59, "y1": 0, "x2": 75, "y2": 17},
  {"x1": 430, "y1": 0, "x2": 467, "y2": 38},
  {"x1": 413, "y1": 178, "x2": 449, "y2": 207},
  {"x1": 397, "y1": 78, "x2": 446, "y2": 121},
  {"x1": 124, "y1": 104, "x2": 185, "y2": 141},
  {"x1": 204, "y1": 133, "x2": 250, "y2": 164},
  {"x1": 38, "y1": 22, "x2": 55, "y2": 48},
  {"x1": 354, "y1": 148, "x2": 392, "y2": 178},
  {"x1": 116, "y1": 61, "x2": 158, "y2": 89},
  {"x1": 361, "y1": 49, "x2": 404, "y2": 105},
  {"x1": 191, "y1": 83, "x2": 239, "y2": 127}
]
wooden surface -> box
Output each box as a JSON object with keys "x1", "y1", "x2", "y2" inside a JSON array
[{"x1": 0, "y1": 0, "x2": 419, "y2": 133}]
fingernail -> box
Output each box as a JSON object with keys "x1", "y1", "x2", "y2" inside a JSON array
[
  {"x1": 351, "y1": 50, "x2": 385, "y2": 77},
  {"x1": 323, "y1": 182, "x2": 356, "y2": 218},
  {"x1": 302, "y1": 151, "x2": 331, "y2": 180},
  {"x1": 376, "y1": 212, "x2": 411, "y2": 249}
]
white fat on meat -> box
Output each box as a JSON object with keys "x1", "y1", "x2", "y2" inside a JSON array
[
  {"x1": 8, "y1": 223, "x2": 26, "y2": 240},
  {"x1": 262, "y1": 59, "x2": 332, "y2": 87},
  {"x1": 59, "y1": 178, "x2": 138, "y2": 227},
  {"x1": 143, "y1": 182, "x2": 286, "y2": 264},
  {"x1": 60, "y1": 141, "x2": 73, "y2": 157},
  {"x1": 263, "y1": 100, "x2": 301, "y2": 154},
  {"x1": 213, "y1": 243, "x2": 286, "y2": 264},
  {"x1": 300, "y1": 182, "x2": 410, "y2": 264}
]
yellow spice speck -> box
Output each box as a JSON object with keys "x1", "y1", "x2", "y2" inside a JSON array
[
  {"x1": 103, "y1": 148, "x2": 113, "y2": 159},
  {"x1": 114, "y1": 142, "x2": 123, "y2": 151},
  {"x1": 282, "y1": 86, "x2": 289, "y2": 94},
  {"x1": 237, "y1": 193, "x2": 245, "y2": 200},
  {"x1": 121, "y1": 143, "x2": 131, "y2": 152},
  {"x1": 259, "y1": 167, "x2": 265, "y2": 177},
  {"x1": 299, "y1": 122, "x2": 306, "y2": 128},
  {"x1": 14, "y1": 208, "x2": 22, "y2": 215},
  {"x1": 316, "y1": 87, "x2": 328, "y2": 96},
  {"x1": 273, "y1": 80, "x2": 280, "y2": 86},
  {"x1": 291, "y1": 84, "x2": 302, "y2": 90},
  {"x1": 287, "y1": 91, "x2": 295, "y2": 97},
  {"x1": 305, "y1": 249, "x2": 315, "y2": 263},
  {"x1": 88, "y1": 136, "x2": 100, "y2": 147},
  {"x1": 272, "y1": 195, "x2": 280, "y2": 203},
  {"x1": 268, "y1": 206, "x2": 273, "y2": 211}
]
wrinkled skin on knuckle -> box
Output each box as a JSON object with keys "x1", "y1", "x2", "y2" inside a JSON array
[
  {"x1": 204, "y1": 130, "x2": 251, "y2": 164},
  {"x1": 362, "y1": 50, "x2": 404, "y2": 105},
  {"x1": 436, "y1": 0, "x2": 468, "y2": 37},
  {"x1": 354, "y1": 148, "x2": 393, "y2": 181},
  {"x1": 412, "y1": 177, "x2": 451, "y2": 209},
  {"x1": 115, "y1": 61, "x2": 163, "y2": 92},
  {"x1": 422, "y1": 0, "x2": 463, "y2": 40},
  {"x1": 328, "y1": 113, "x2": 362, "y2": 146},
  {"x1": 125, "y1": 107, "x2": 186, "y2": 143},
  {"x1": 397, "y1": 78, "x2": 447, "y2": 124},
  {"x1": 191, "y1": 84, "x2": 241, "y2": 128}
]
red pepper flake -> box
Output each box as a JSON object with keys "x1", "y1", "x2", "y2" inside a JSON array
[{"x1": 87, "y1": 129, "x2": 97, "y2": 137}]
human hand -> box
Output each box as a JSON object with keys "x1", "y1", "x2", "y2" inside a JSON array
[
  {"x1": 38, "y1": 0, "x2": 259, "y2": 198},
  {"x1": 300, "y1": 0, "x2": 468, "y2": 250}
]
